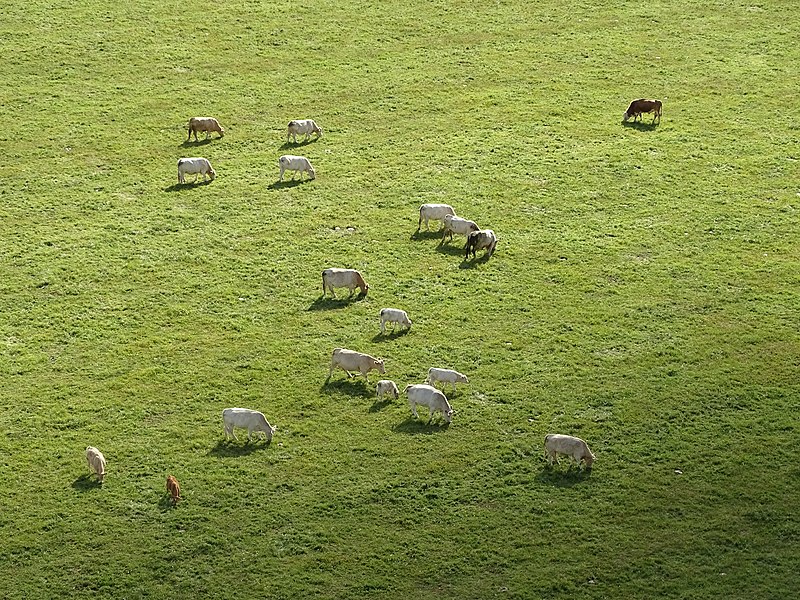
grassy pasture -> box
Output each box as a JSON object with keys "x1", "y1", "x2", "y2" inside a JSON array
[{"x1": 1, "y1": 0, "x2": 798, "y2": 598}]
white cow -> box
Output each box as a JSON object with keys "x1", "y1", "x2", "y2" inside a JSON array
[
  {"x1": 441, "y1": 214, "x2": 479, "y2": 243},
  {"x1": 544, "y1": 434, "x2": 596, "y2": 470},
  {"x1": 322, "y1": 268, "x2": 369, "y2": 298},
  {"x1": 85, "y1": 446, "x2": 107, "y2": 482},
  {"x1": 379, "y1": 308, "x2": 412, "y2": 334},
  {"x1": 327, "y1": 348, "x2": 385, "y2": 381},
  {"x1": 278, "y1": 155, "x2": 315, "y2": 181},
  {"x1": 404, "y1": 384, "x2": 454, "y2": 423},
  {"x1": 417, "y1": 203, "x2": 455, "y2": 232},
  {"x1": 287, "y1": 119, "x2": 323, "y2": 143},
  {"x1": 464, "y1": 229, "x2": 498, "y2": 259},
  {"x1": 425, "y1": 367, "x2": 469, "y2": 392},
  {"x1": 177, "y1": 157, "x2": 216, "y2": 184},
  {"x1": 376, "y1": 379, "x2": 400, "y2": 401},
  {"x1": 222, "y1": 408, "x2": 276, "y2": 442},
  {"x1": 187, "y1": 117, "x2": 225, "y2": 141}
]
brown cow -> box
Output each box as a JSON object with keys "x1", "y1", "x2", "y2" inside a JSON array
[
  {"x1": 623, "y1": 99, "x2": 662, "y2": 124},
  {"x1": 166, "y1": 475, "x2": 181, "y2": 506}
]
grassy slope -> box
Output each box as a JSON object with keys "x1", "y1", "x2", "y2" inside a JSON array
[{"x1": 1, "y1": 0, "x2": 798, "y2": 598}]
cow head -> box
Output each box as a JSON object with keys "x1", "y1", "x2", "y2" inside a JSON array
[
  {"x1": 622, "y1": 112, "x2": 631, "y2": 122},
  {"x1": 208, "y1": 167, "x2": 217, "y2": 180},
  {"x1": 443, "y1": 408, "x2": 454, "y2": 423},
  {"x1": 307, "y1": 165, "x2": 316, "y2": 180},
  {"x1": 376, "y1": 359, "x2": 385, "y2": 374}
]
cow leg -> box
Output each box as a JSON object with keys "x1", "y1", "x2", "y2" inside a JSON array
[{"x1": 380, "y1": 320, "x2": 386, "y2": 334}]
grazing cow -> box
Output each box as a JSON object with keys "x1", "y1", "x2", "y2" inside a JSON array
[
  {"x1": 166, "y1": 475, "x2": 181, "y2": 506},
  {"x1": 376, "y1": 379, "x2": 400, "y2": 401},
  {"x1": 417, "y1": 203, "x2": 456, "y2": 232},
  {"x1": 441, "y1": 214, "x2": 479, "y2": 243},
  {"x1": 85, "y1": 446, "x2": 106, "y2": 482},
  {"x1": 322, "y1": 268, "x2": 369, "y2": 298},
  {"x1": 278, "y1": 155, "x2": 316, "y2": 181},
  {"x1": 544, "y1": 434, "x2": 596, "y2": 470},
  {"x1": 327, "y1": 348, "x2": 385, "y2": 382},
  {"x1": 187, "y1": 117, "x2": 225, "y2": 141},
  {"x1": 464, "y1": 229, "x2": 498, "y2": 260},
  {"x1": 379, "y1": 308, "x2": 412, "y2": 334},
  {"x1": 287, "y1": 119, "x2": 323, "y2": 143},
  {"x1": 425, "y1": 367, "x2": 469, "y2": 392},
  {"x1": 404, "y1": 384, "x2": 454, "y2": 424},
  {"x1": 623, "y1": 99, "x2": 662, "y2": 124},
  {"x1": 222, "y1": 408, "x2": 276, "y2": 442},
  {"x1": 177, "y1": 157, "x2": 216, "y2": 184}
]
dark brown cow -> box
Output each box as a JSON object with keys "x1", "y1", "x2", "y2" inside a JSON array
[
  {"x1": 464, "y1": 229, "x2": 498, "y2": 260},
  {"x1": 623, "y1": 99, "x2": 662, "y2": 124}
]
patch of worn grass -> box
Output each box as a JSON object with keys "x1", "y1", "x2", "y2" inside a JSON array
[{"x1": 1, "y1": 0, "x2": 798, "y2": 598}]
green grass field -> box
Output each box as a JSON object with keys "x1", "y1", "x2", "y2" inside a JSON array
[{"x1": 1, "y1": 1, "x2": 798, "y2": 598}]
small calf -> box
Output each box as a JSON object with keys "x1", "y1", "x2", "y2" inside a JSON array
[
  {"x1": 166, "y1": 475, "x2": 181, "y2": 506},
  {"x1": 287, "y1": 119, "x2": 323, "y2": 143},
  {"x1": 278, "y1": 155, "x2": 315, "y2": 181},
  {"x1": 376, "y1": 379, "x2": 400, "y2": 401},
  {"x1": 544, "y1": 434, "x2": 596, "y2": 470},
  {"x1": 187, "y1": 117, "x2": 225, "y2": 141},
  {"x1": 85, "y1": 446, "x2": 106, "y2": 482},
  {"x1": 425, "y1": 367, "x2": 469, "y2": 392},
  {"x1": 177, "y1": 157, "x2": 216, "y2": 184},
  {"x1": 380, "y1": 307, "x2": 412, "y2": 334},
  {"x1": 623, "y1": 99, "x2": 662, "y2": 124},
  {"x1": 465, "y1": 229, "x2": 498, "y2": 260}
]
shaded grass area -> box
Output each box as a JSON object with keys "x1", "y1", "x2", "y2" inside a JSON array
[{"x1": 1, "y1": 0, "x2": 799, "y2": 598}]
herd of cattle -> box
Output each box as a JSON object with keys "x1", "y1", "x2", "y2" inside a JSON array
[{"x1": 82, "y1": 102, "x2": 662, "y2": 500}]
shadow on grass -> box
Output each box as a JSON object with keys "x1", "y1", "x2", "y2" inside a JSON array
[
  {"x1": 180, "y1": 138, "x2": 214, "y2": 148},
  {"x1": 163, "y1": 180, "x2": 214, "y2": 192},
  {"x1": 321, "y1": 377, "x2": 372, "y2": 397},
  {"x1": 622, "y1": 120, "x2": 659, "y2": 131},
  {"x1": 307, "y1": 294, "x2": 366, "y2": 311},
  {"x1": 435, "y1": 241, "x2": 467, "y2": 257},
  {"x1": 158, "y1": 495, "x2": 178, "y2": 511},
  {"x1": 267, "y1": 178, "x2": 312, "y2": 190},
  {"x1": 535, "y1": 464, "x2": 593, "y2": 487},
  {"x1": 207, "y1": 439, "x2": 271, "y2": 458},
  {"x1": 368, "y1": 397, "x2": 395, "y2": 413},
  {"x1": 370, "y1": 329, "x2": 411, "y2": 342},
  {"x1": 410, "y1": 230, "x2": 444, "y2": 241},
  {"x1": 279, "y1": 139, "x2": 320, "y2": 150},
  {"x1": 392, "y1": 417, "x2": 451, "y2": 434},
  {"x1": 459, "y1": 254, "x2": 491, "y2": 269},
  {"x1": 72, "y1": 474, "x2": 103, "y2": 491}
]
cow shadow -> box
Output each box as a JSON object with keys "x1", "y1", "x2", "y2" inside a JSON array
[
  {"x1": 72, "y1": 474, "x2": 103, "y2": 491},
  {"x1": 279, "y1": 139, "x2": 319, "y2": 150},
  {"x1": 307, "y1": 295, "x2": 365, "y2": 311},
  {"x1": 268, "y1": 179, "x2": 311, "y2": 190},
  {"x1": 459, "y1": 254, "x2": 491, "y2": 269},
  {"x1": 392, "y1": 417, "x2": 450, "y2": 434},
  {"x1": 368, "y1": 397, "x2": 395, "y2": 413},
  {"x1": 321, "y1": 378, "x2": 372, "y2": 397},
  {"x1": 180, "y1": 138, "x2": 214, "y2": 148},
  {"x1": 371, "y1": 329, "x2": 411, "y2": 342},
  {"x1": 207, "y1": 439, "x2": 270, "y2": 458},
  {"x1": 622, "y1": 121, "x2": 659, "y2": 131},
  {"x1": 410, "y1": 230, "x2": 444, "y2": 241},
  {"x1": 158, "y1": 495, "x2": 178, "y2": 511},
  {"x1": 535, "y1": 464, "x2": 593, "y2": 487},
  {"x1": 435, "y1": 242, "x2": 467, "y2": 257},
  {"x1": 163, "y1": 180, "x2": 214, "y2": 192}
]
